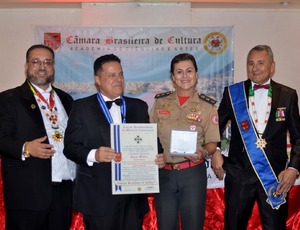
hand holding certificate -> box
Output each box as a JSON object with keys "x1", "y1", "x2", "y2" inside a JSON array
[{"x1": 111, "y1": 123, "x2": 160, "y2": 195}]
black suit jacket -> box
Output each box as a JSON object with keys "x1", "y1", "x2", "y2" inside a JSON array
[
  {"x1": 0, "y1": 81, "x2": 73, "y2": 210},
  {"x1": 219, "y1": 79, "x2": 300, "y2": 180},
  {"x1": 63, "y1": 94, "x2": 156, "y2": 216}
]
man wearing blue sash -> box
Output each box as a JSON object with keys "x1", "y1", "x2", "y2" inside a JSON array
[
  {"x1": 63, "y1": 54, "x2": 165, "y2": 230},
  {"x1": 212, "y1": 45, "x2": 300, "y2": 230}
]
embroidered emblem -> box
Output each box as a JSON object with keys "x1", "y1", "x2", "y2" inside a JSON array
[
  {"x1": 211, "y1": 114, "x2": 218, "y2": 125},
  {"x1": 190, "y1": 125, "x2": 196, "y2": 131},
  {"x1": 240, "y1": 120, "x2": 249, "y2": 131},
  {"x1": 276, "y1": 107, "x2": 286, "y2": 121},
  {"x1": 158, "y1": 110, "x2": 170, "y2": 115}
]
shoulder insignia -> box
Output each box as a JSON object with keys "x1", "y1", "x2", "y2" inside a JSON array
[
  {"x1": 154, "y1": 91, "x2": 173, "y2": 99},
  {"x1": 198, "y1": 93, "x2": 217, "y2": 105}
]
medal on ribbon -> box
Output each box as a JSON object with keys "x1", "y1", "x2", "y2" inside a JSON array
[
  {"x1": 256, "y1": 136, "x2": 267, "y2": 150},
  {"x1": 267, "y1": 182, "x2": 286, "y2": 210},
  {"x1": 229, "y1": 82, "x2": 286, "y2": 209},
  {"x1": 28, "y1": 81, "x2": 63, "y2": 142},
  {"x1": 52, "y1": 130, "x2": 63, "y2": 142},
  {"x1": 187, "y1": 112, "x2": 202, "y2": 122},
  {"x1": 276, "y1": 107, "x2": 286, "y2": 121}
]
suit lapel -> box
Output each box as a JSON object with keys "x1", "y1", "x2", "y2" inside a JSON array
[
  {"x1": 53, "y1": 86, "x2": 72, "y2": 115},
  {"x1": 20, "y1": 82, "x2": 47, "y2": 137},
  {"x1": 264, "y1": 80, "x2": 280, "y2": 135},
  {"x1": 244, "y1": 79, "x2": 251, "y2": 104},
  {"x1": 91, "y1": 94, "x2": 111, "y2": 145}
]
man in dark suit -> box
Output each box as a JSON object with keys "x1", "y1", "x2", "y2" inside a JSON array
[
  {"x1": 63, "y1": 54, "x2": 165, "y2": 230},
  {"x1": 211, "y1": 45, "x2": 300, "y2": 230},
  {"x1": 0, "y1": 44, "x2": 76, "y2": 230}
]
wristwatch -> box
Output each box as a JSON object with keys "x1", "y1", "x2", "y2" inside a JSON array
[
  {"x1": 23, "y1": 142, "x2": 31, "y2": 158},
  {"x1": 203, "y1": 149, "x2": 211, "y2": 159}
]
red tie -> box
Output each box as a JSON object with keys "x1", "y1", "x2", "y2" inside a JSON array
[{"x1": 253, "y1": 84, "x2": 270, "y2": 91}]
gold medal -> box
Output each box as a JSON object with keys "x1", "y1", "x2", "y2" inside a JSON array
[
  {"x1": 52, "y1": 131, "x2": 63, "y2": 142},
  {"x1": 256, "y1": 136, "x2": 267, "y2": 149},
  {"x1": 272, "y1": 190, "x2": 280, "y2": 198}
]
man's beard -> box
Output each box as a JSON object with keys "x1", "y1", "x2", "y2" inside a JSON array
[{"x1": 26, "y1": 70, "x2": 54, "y2": 87}]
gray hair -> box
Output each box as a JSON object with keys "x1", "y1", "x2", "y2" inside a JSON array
[{"x1": 247, "y1": 45, "x2": 274, "y2": 63}]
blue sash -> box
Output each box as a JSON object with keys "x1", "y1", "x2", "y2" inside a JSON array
[{"x1": 229, "y1": 82, "x2": 286, "y2": 209}]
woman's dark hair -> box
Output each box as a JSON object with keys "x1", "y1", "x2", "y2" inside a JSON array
[{"x1": 170, "y1": 53, "x2": 198, "y2": 74}]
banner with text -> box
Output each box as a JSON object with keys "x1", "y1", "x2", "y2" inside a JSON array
[{"x1": 35, "y1": 26, "x2": 234, "y2": 188}]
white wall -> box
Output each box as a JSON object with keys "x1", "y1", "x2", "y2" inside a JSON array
[
  {"x1": 0, "y1": 7, "x2": 81, "y2": 91},
  {"x1": 1, "y1": 4, "x2": 300, "y2": 102},
  {"x1": 191, "y1": 8, "x2": 300, "y2": 88}
]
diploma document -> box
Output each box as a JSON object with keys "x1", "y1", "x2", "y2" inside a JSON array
[{"x1": 111, "y1": 123, "x2": 159, "y2": 195}]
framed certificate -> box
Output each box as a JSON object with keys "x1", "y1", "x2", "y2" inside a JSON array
[
  {"x1": 170, "y1": 129, "x2": 198, "y2": 157},
  {"x1": 111, "y1": 123, "x2": 159, "y2": 195}
]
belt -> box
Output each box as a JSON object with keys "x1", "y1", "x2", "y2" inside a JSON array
[{"x1": 164, "y1": 159, "x2": 204, "y2": 170}]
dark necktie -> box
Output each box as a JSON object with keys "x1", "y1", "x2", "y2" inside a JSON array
[
  {"x1": 253, "y1": 84, "x2": 270, "y2": 91},
  {"x1": 106, "y1": 98, "x2": 123, "y2": 109}
]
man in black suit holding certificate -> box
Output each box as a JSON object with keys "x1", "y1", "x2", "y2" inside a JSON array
[{"x1": 63, "y1": 54, "x2": 165, "y2": 230}]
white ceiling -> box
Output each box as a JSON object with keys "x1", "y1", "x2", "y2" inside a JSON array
[{"x1": 0, "y1": 0, "x2": 299, "y2": 9}]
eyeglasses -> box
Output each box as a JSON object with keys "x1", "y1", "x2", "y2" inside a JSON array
[{"x1": 27, "y1": 59, "x2": 54, "y2": 68}]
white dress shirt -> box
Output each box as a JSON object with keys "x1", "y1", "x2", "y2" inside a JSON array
[
  {"x1": 249, "y1": 80, "x2": 271, "y2": 134},
  {"x1": 87, "y1": 94, "x2": 122, "y2": 165}
]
